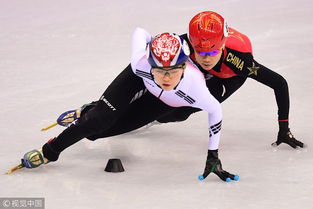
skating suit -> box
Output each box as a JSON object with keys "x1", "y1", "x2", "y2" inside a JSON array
[{"x1": 131, "y1": 28, "x2": 223, "y2": 150}]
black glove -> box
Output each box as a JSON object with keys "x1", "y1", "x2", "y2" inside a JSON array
[
  {"x1": 199, "y1": 150, "x2": 239, "y2": 182},
  {"x1": 272, "y1": 129, "x2": 304, "y2": 149}
]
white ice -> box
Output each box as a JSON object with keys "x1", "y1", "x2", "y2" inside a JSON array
[{"x1": 1, "y1": 0, "x2": 313, "y2": 209}]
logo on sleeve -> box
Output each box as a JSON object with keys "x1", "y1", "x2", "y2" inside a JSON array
[
  {"x1": 209, "y1": 120, "x2": 222, "y2": 137},
  {"x1": 247, "y1": 62, "x2": 260, "y2": 76},
  {"x1": 175, "y1": 90, "x2": 195, "y2": 104},
  {"x1": 226, "y1": 52, "x2": 244, "y2": 70}
]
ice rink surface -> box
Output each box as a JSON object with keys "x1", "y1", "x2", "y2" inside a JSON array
[{"x1": 1, "y1": 0, "x2": 313, "y2": 208}]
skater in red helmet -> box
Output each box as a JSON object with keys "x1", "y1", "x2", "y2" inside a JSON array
[{"x1": 157, "y1": 11, "x2": 304, "y2": 149}]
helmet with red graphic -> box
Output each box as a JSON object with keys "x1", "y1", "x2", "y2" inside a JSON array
[
  {"x1": 148, "y1": 32, "x2": 190, "y2": 68},
  {"x1": 189, "y1": 11, "x2": 229, "y2": 52}
]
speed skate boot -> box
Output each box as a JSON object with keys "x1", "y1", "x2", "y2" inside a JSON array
[
  {"x1": 57, "y1": 109, "x2": 81, "y2": 127},
  {"x1": 22, "y1": 148, "x2": 49, "y2": 169},
  {"x1": 57, "y1": 102, "x2": 98, "y2": 127},
  {"x1": 6, "y1": 141, "x2": 56, "y2": 174}
]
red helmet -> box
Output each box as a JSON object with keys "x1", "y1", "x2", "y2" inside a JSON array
[{"x1": 189, "y1": 11, "x2": 228, "y2": 52}]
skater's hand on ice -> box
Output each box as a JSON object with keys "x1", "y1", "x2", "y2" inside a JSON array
[
  {"x1": 198, "y1": 150, "x2": 239, "y2": 182},
  {"x1": 272, "y1": 129, "x2": 304, "y2": 149}
]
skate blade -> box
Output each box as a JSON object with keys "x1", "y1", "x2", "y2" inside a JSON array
[
  {"x1": 41, "y1": 122, "x2": 58, "y2": 131},
  {"x1": 6, "y1": 164, "x2": 24, "y2": 174}
]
